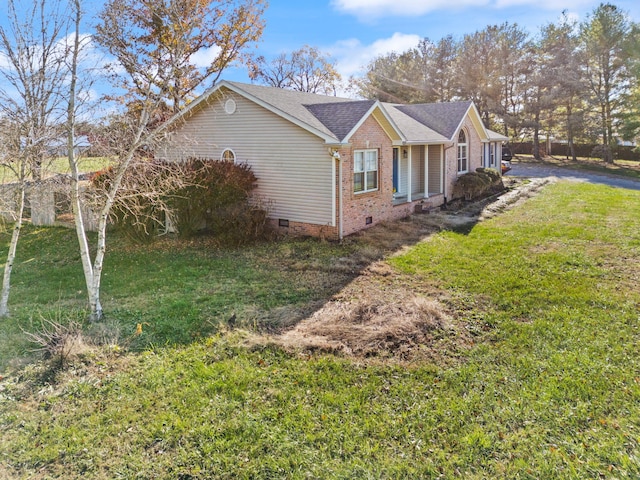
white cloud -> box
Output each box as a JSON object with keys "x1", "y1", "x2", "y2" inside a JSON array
[
  {"x1": 493, "y1": 0, "x2": 589, "y2": 8},
  {"x1": 331, "y1": 0, "x2": 591, "y2": 20},
  {"x1": 190, "y1": 45, "x2": 222, "y2": 68},
  {"x1": 331, "y1": 0, "x2": 490, "y2": 20},
  {"x1": 329, "y1": 32, "x2": 421, "y2": 79}
]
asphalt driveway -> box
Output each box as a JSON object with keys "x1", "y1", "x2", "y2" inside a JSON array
[{"x1": 505, "y1": 161, "x2": 640, "y2": 191}]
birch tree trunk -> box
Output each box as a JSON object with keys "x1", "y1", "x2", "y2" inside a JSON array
[
  {"x1": 0, "y1": 186, "x2": 25, "y2": 317},
  {"x1": 67, "y1": 0, "x2": 104, "y2": 320}
]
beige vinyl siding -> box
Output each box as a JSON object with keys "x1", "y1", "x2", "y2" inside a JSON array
[
  {"x1": 398, "y1": 156, "x2": 408, "y2": 195},
  {"x1": 162, "y1": 90, "x2": 334, "y2": 226},
  {"x1": 428, "y1": 144, "x2": 443, "y2": 195},
  {"x1": 411, "y1": 145, "x2": 425, "y2": 195}
]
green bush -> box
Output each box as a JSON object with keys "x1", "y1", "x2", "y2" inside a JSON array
[
  {"x1": 90, "y1": 158, "x2": 267, "y2": 245},
  {"x1": 169, "y1": 158, "x2": 258, "y2": 239}
]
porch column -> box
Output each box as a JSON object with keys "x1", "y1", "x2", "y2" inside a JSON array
[
  {"x1": 424, "y1": 145, "x2": 429, "y2": 198},
  {"x1": 440, "y1": 145, "x2": 444, "y2": 194},
  {"x1": 407, "y1": 146, "x2": 412, "y2": 203}
]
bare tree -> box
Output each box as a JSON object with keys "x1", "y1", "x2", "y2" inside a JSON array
[
  {"x1": 0, "y1": 0, "x2": 70, "y2": 317},
  {"x1": 67, "y1": 0, "x2": 267, "y2": 321},
  {"x1": 250, "y1": 45, "x2": 342, "y2": 96}
]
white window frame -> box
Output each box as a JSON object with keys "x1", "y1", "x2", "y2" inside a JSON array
[
  {"x1": 457, "y1": 130, "x2": 468, "y2": 174},
  {"x1": 221, "y1": 148, "x2": 236, "y2": 163},
  {"x1": 490, "y1": 143, "x2": 496, "y2": 167},
  {"x1": 354, "y1": 149, "x2": 378, "y2": 194}
]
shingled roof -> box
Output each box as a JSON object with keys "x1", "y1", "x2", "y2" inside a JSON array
[
  {"x1": 179, "y1": 81, "x2": 495, "y2": 145},
  {"x1": 224, "y1": 81, "x2": 361, "y2": 142},
  {"x1": 393, "y1": 101, "x2": 473, "y2": 140},
  {"x1": 304, "y1": 100, "x2": 376, "y2": 142}
]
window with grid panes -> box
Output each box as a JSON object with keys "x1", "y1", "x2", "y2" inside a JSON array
[{"x1": 354, "y1": 149, "x2": 378, "y2": 193}]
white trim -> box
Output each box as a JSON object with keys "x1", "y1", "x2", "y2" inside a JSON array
[
  {"x1": 424, "y1": 146, "x2": 429, "y2": 198},
  {"x1": 224, "y1": 98, "x2": 236, "y2": 114},
  {"x1": 407, "y1": 146, "x2": 412, "y2": 202},
  {"x1": 342, "y1": 102, "x2": 406, "y2": 143},
  {"x1": 451, "y1": 103, "x2": 494, "y2": 143},
  {"x1": 331, "y1": 156, "x2": 336, "y2": 228},
  {"x1": 220, "y1": 148, "x2": 236, "y2": 163},
  {"x1": 440, "y1": 144, "x2": 444, "y2": 194},
  {"x1": 490, "y1": 143, "x2": 496, "y2": 168},
  {"x1": 457, "y1": 129, "x2": 468, "y2": 174},
  {"x1": 353, "y1": 149, "x2": 379, "y2": 194},
  {"x1": 339, "y1": 157, "x2": 343, "y2": 239}
]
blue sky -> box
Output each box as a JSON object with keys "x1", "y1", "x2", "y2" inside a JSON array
[
  {"x1": 223, "y1": 0, "x2": 640, "y2": 84},
  {"x1": 2, "y1": 0, "x2": 639, "y2": 109}
]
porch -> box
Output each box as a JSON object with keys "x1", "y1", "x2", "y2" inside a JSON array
[{"x1": 392, "y1": 144, "x2": 444, "y2": 206}]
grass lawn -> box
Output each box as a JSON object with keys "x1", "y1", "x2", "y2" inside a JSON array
[
  {"x1": 1, "y1": 181, "x2": 639, "y2": 478},
  {"x1": 0, "y1": 157, "x2": 112, "y2": 183}
]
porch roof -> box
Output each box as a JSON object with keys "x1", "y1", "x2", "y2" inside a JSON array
[{"x1": 383, "y1": 103, "x2": 449, "y2": 144}]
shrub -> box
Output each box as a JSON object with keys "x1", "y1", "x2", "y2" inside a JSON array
[
  {"x1": 169, "y1": 158, "x2": 259, "y2": 239},
  {"x1": 90, "y1": 158, "x2": 268, "y2": 245},
  {"x1": 453, "y1": 169, "x2": 503, "y2": 201},
  {"x1": 476, "y1": 167, "x2": 502, "y2": 185},
  {"x1": 23, "y1": 318, "x2": 85, "y2": 369},
  {"x1": 591, "y1": 144, "x2": 614, "y2": 163}
]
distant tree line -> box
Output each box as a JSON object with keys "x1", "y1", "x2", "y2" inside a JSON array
[{"x1": 350, "y1": 3, "x2": 640, "y2": 163}]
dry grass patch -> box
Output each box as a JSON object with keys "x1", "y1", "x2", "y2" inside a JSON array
[
  {"x1": 258, "y1": 178, "x2": 548, "y2": 362},
  {"x1": 270, "y1": 261, "x2": 471, "y2": 363}
]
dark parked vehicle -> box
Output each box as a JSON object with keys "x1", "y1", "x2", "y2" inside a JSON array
[{"x1": 502, "y1": 146, "x2": 513, "y2": 162}]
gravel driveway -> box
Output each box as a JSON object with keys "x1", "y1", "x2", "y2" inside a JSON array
[{"x1": 505, "y1": 161, "x2": 640, "y2": 191}]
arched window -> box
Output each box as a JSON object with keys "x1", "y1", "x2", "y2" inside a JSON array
[
  {"x1": 221, "y1": 148, "x2": 236, "y2": 163},
  {"x1": 457, "y1": 130, "x2": 468, "y2": 174}
]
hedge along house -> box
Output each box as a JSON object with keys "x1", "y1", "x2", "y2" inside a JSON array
[{"x1": 159, "y1": 81, "x2": 507, "y2": 240}]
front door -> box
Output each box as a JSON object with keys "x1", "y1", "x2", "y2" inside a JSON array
[{"x1": 392, "y1": 147, "x2": 399, "y2": 194}]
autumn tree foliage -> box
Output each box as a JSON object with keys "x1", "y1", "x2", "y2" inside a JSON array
[{"x1": 95, "y1": 0, "x2": 267, "y2": 113}]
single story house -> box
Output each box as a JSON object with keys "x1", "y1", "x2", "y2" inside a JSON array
[{"x1": 159, "y1": 81, "x2": 508, "y2": 240}]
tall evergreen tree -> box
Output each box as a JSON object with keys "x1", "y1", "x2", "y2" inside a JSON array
[{"x1": 580, "y1": 3, "x2": 635, "y2": 162}]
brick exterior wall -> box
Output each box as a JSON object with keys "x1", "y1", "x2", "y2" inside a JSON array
[
  {"x1": 268, "y1": 218, "x2": 339, "y2": 240},
  {"x1": 274, "y1": 113, "x2": 487, "y2": 239},
  {"x1": 339, "y1": 116, "x2": 394, "y2": 237},
  {"x1": 444, "y1": 116, "x2": 484, "y2": 201}
]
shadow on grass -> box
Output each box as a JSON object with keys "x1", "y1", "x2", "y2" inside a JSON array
[{"x1": 0, "y1": 178, "x2": 546, "y2": 371}]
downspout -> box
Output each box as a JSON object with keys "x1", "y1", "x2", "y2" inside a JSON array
[
  {"x1": 407, "y1": 146, "x2": 412, "y2": 203},
  {"x1": 330, "y1": 147, "x2": 343, "y2": 240},
  {"x1": 441, "y1": 144, "x2": 446, "y2": 203},
  {"x1": 338, "y1": 159, "x2": 344, "y2": 241},
  {"x1": 339, "y1": 155, "x2": 343, "y2": 240},
  {"x1": 442, "y1": 143, "x2": 455, "y2": 205}
]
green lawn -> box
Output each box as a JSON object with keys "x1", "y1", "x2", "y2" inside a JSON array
[
  {"x1": 1, "y1": 181, "x2": 639, "y2": 478},
  {"x1": 0, "y1": 157, "x2": 112, "y2": 183},
  {"x1": 0, "y1": 227, "x2": 365, "y2": 369}
]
